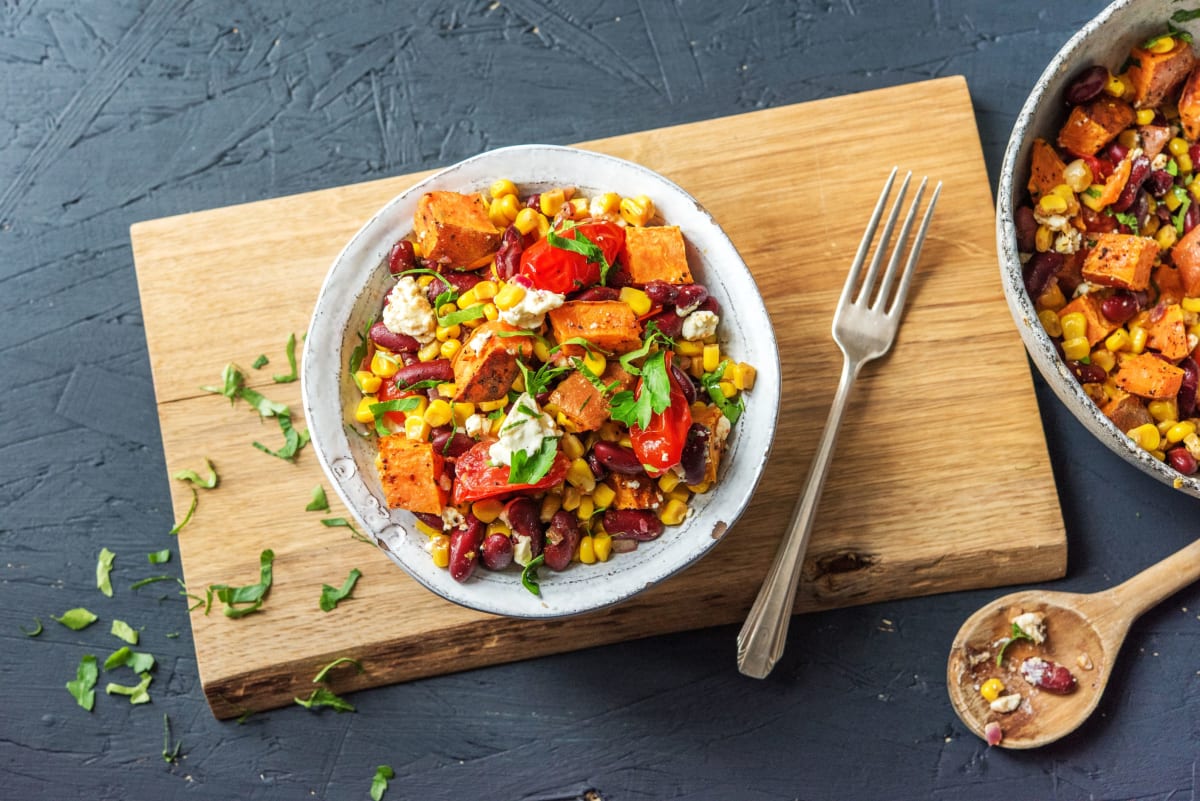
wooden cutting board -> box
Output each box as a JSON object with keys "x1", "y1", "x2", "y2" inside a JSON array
[{"x1": 131, "y1": 75, "x2": 1066, "y2": 719}]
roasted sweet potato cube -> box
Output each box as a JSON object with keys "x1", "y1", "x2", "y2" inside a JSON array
[
  {"x1": 690, "y1": 403, "x2": 732, "y2": 486},
  {"x1": 1127, "y1": 40, "x2": 1196, "y2": 109},
  {"x1": 413, "y1": 191, "x2": 500, "y2": 267},
  {"x1": 1081, "y1": 232, "x2": 1158, "y2": 290},
  {"x1": 1139, "y1": 124, "x2": 1172, "y2": 159},
  {"x1": 608, "y1": 474, "x2": 663, "y2": 510},
  {"x1": 377, "y1": 437, "x2": 449, "y2": 515},
  {"x1": 1153, "y1": 263, "x2": 1185, "y2": 305},
  {"x1": 547, "y1": 301, "x2": 643, "y2": 354},
  {"x1": 547, "y1": 364, "x2": 635, "y2": 432},
  {"x1": 1112, "y1": 352, "x2": 1185, "y2": 400},
  {"x1": 451, "y1": 321, "x2": 534, "y2": 403},
  {"x1": 620, "y1": 226, "x2": 694, "y2": 285},
  {"x1": 1179, "y1": 66, "x2": 1200, "y2": 140},
  {"x1": 1171, "y1": 221, "x2": 1200, "y2": 296},
  {"x1": 1027, "y1": 138, "x2": 1067, "y2": 200},
  {"x1": 1101, "y1": 388, "x2": 1153, "y2": 432},
  {"x1": 1057, "y1": 97, "x2": 1135, "y2": 156},
  {"x1": 1145, "y1": 302, "x2": 1189, "y2": 361},
  {"x1": 1057, "y1": 294, "x2": 1119, "y2": 346}
]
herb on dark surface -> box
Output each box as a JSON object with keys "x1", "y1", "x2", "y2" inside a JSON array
[
  {"x1": 20, "y1": 618, "x2": 42, "y2": 637},
  {"x1": 96, "y1": 547, "x2": 115, "y2": 598},
  {"x1": 66, "y1": 655, "x2": 98, "y2": 711},
  {"x1": 319, "y1": 568, "x2": 363, "y2": 612},
  {"x1": 521, "y1": 554, "x2": 546, "y2": 596},
  {"x1": 104, "y1": 647, "x2": 155, "y2": 673},
  {"x1": 294, "y1": 687, "x2": 355, "y2": 713},
  {"x1": 111, "y1": 619, "x2": 139, "y2": 645},
  {"x1": 306, "y1": 484, "x2": 330, "y2": 512},
  {"x1": 147, "y1": 549, "x2": 171, "y2": 565},
  {"x1": 106, "y1": 672, "x2": 153, "y2": 705},
  {"x1": 272, "y1": 332, "x2": 299, "y2": 383},
  {"x1": 162, "y1": 714, "x2": 183, "y2": 763},
  {"x1": 370, "y1": 765, "x2": 395, "y2": 801},
  {"x1": 53, "y1": 608, "x2": 98, "y2": 631},
  {"x1": 130, "y1": 575, "x2": 175, "y2": 590},
  {"x1": 170, "y1": 488, "x2": 198, "y2": 535}
]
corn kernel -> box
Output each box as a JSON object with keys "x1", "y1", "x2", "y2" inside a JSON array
[
  {"x1": 577, "y1": 535, "x2": 596, "y2": 564},
  {"x1": 560, "y1": 433, "x2": 585, "y2": 461},
  {"x1": 1148, "y1": 35, "x2": 1176, "y2": 54},
  {"x1": 1037, "y1": 193, "x2": 1068, "y2": 216},
  {"x1": 576, "y1": 496, "x2": 594, "y2": 521},
  {"x1": 478, "y1": 397, "x2": 507, "y2": 413},
  {"x1": 702, "y1": 344, "x2": 721, "y2": 373},
  {"x1": 1143, "y1": 216, "x2": 1161, "y2": 237},
  {"x1": 1062, "y1": 159, "x2": 1094, "y2": 193},
  {"x1": 1152, "y1": 449, "x2": 1167, "y2": 461},
  {"x1": 531, "y1": 338, "x2": 552, "y2": 365},
  {"x1": 494, "y1": 282, "x2": 526, "y2": 311},
  {"x1": 1105, "y1": 328, "x2": 1132, "y2": 352},
  {"x1": 590, "y1": 192, "x2": 620, "y2": 217},
  {"x1": 1157, "y1": 223, "x2": 1179, "y2": 250},
  {"x1": 980, "y1": 678, "x2": 1005, "y2": 703},
  {"x1": 468, "y1": 498, "x2": 504, "y2": 524},
  {"x1": 436, "y1": 324, "x2": 461, "y2": 342},
  {"x1": 717, "y1": 380, "x2": 737, "y2": 399},
  {"x1": 540, "y1": 493, "x2": 562, "y2": 523},
  {"x1": 1181, "y1": 153, "x2": 1195, "y2": 175},
  {"x1": 1059, "y1": 311, "x2": 1086, "y2": 341},
  {"x1": 371, "y1": 351, "x2": 400, "y2": 378},
  {"x1": 1128, "y1": 422, "x2": 1162, "y2": 451},
  {"x1": 562, "y1": 485, "x2": 582, "y2": 512},
  {"x1": 1130, "y1": 325, "x2": 1148, "y2": 353},
  {"x1": 659, "y1": 498, "x2": 689, "y2": 526},
  {"x1": 456, "y1": 288, "x2": 480, "y2": 309},
  {"x1": 1148, "y1": 399, "x2": 1178, "y2": 422},
  {"x1": 1170, "y1": 137, "x2": 1190, "y2": 157},
  {"x1": 415, "y1": 519, "x2": 442, "y2": 538},
  {"x1": 430, "y1": 535, "x2": 450, "y2": 568},
  {"x1": 486, "y1": 520, "x2": 512, "y2": 538},
  {"x1": 417, "y1": 340, "x2": 441, "y2": 362},
  {"x1": 434, "y1": 383, "x2": 455, "y2": 400},
  {"x1": 592, "y1": 532, "x2": 612, "y2": 562},
  {"x1": 438, "y1": 302, "x2": 457, "y2": 317},
  {"x1": 534, "y1": 212, "x2": 551, "y2": 238},
  {"x1": 513, "y1": 207, "x2": 540, "y2": 235},
  {"x1": 438, "y1": 339, "x2": 461, "y2": 360},
  {"x1": 1116, "y1": 129, "x2": 1140, "y2": 151},
  {"x1": 490, "y1": 178, "x2": 517, "y2": 199},
  {"x1": 620, "y1": 195, "x2": 655, "y2": 226},
  {"x1": 1038, "y1": 309, "x2": 1063, "y2": 337},
  {"x1": 539, "y1": 188, "x2": 566, "y2": 216},
  {"x1": 733, "y1": 362, "x2": 757, "y2": 391},
  {"x1": 581, "y1": 350, "x2": 606, "y2": 376},
  {"x1": 450, "y1": 402, "x2": 474, "y2": 428},
  {"x1": 1184, "y1": 432, "x2": 1200, "y2": 460},
  {"x1": 355, "y1": 395, "x2": 377, "y2": 423},
  {"x1": 1035, "y1": 224, "x2": 1054, "y2": 252},
  {"x1": 1133, "y1": 107, "x2": 1157, "y2": 127},
  {"x1": 354, "y1": 370, "x2": 381, "y2": 394},
  {"x1": 489, "y1": 197, "x2": 512, "y2": 228},
  {"x1": 1182, "y1": 297, "x2": 1200, "y2": 313},
  {"x1": 592, "y1": 482, "x2": 616, "y2": 510},
  {"x1": 1158, "y1": 419, "x2": 1175, "y2": 436},
  {"x1": 619, "y1": 286, "x2": 652, "y2": 316},
  {"x1": 667, "y1": 487, "x2": 690, "y2": 505},
  {"x1": 1104, "y1": 73, "x2": 1126, "y2": 97},
  {"x1": 423, "y1": 399, "x2": 453, "y2": 427},
  {"x1": 658, "y1": 471, "x2": 682, "y2": 493},
  {"x1": 566, "y1": 458, "x2": 597, "y2": 492},
  {"x1": 1168, "y1": 421, "x2": 1196, "y2": 443},
  {"x1": 568, "y1": 197, "x2": 588, "y2": 217},
  {"x1": 404, "y1": 415, "x2": 431, "y2": 441},
  {"x1": 675, "y1": 339, "x2": 704, "y2": 357},
  {"x1": 417, "y1": 274, "x2": 433, "y2": 290},
  {"x1": 1089, "y1": 349, "x2": 1115, "y2": 372},
  {"x1": 1061, "y1": 336, "x2": 1091, "y2": 361}
]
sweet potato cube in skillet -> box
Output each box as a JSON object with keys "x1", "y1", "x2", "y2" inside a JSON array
[
  {"x1": 620, "y1": 226, "x2": 694, "y2": 285},
  {"x1": 1126, "y1": 39, "x2": 1196, "y2": 109},
  {"x1": 1057, "y1": 97, "x2": 1135, "y2": 156},
  {"x1": 377, "y1": 437, "x2": 449, "y2": 515},
  {"x1": 1027, "y1": 138, "x2": 1067, "y2": 200},
  {"x1": 1081, "y1": 233, "x2": 1157, "y2": 291},
  {"x1": 1057, "y1": 294, "x2": 1118, "y2": 347},
  {"x1": 414, "y1": 191, "x2": 500, "y2": 268},
  {"x1": 1112, "y1": 352, "x2": 1185, "y2": 400},
  {"x1": 1171, "y1": 222, "x2": 1200, "y2": 297},
  {"x1": 451, "y1": 321, "x2": 534, "y2": 404},
  {"x1": 1143, "y1": 303, "x2": 1189, "y2": 361},
  {"x1": 1101, "y1": 388, "x2": 1153, "y2": 432}
]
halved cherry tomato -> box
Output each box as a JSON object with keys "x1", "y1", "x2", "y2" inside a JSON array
[
  {"x1": 376, "y1": 376, "x2": 417, "y2": 428},
  {"x1": 630, "y1": 352, "x2": 693, "y2": 475},
  {"x1": 451, "y1": 440, "x2": 571, "y2": 504},
  {"x1": 518, "y1": 220, "x2": 625, "y2": 294}
]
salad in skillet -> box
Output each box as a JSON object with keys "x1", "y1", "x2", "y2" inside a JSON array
[{"x1": 347, "y1": 181, "x2": 756, "y2": 591}]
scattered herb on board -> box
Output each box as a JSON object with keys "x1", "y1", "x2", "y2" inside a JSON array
[
  {"x1": 170, "y1": 488, "x2": 198, "y2": 535},
  {"x1": 53, "y1": 608, "x2": 98, "y2": 631},
  {"x1": 106, "y1": 672, "x2": 153, "y2": 705},
  {"x1": 701, "y1": 359, "x2": 745, "y2": 425},
  {"x1": 200, "y1": 363, "x2": 309, "y2": 460},
  {"x1": 252, "y1": 354, "x2": 269, "y2": 369},
  {"x1": 173, "y1": 458, "x2": 219, "y2": 489},
  {"x1": 66, "y1": 655, "x2": 98, "y2": 711},
  {"x1": 322, "y1": 517, "x2": 372, "y2": 544},
  {"x1": 111, "y1": 619, "x2": 139, "y2": 645},
  {"x1": 995, "y1": 622, "x2": 1035, "y2": 666},
  {"x1": 162, "y1": 714, "x2": 183, "y2": 763},
  {"x1": 272, "y1": 333, "x2": 299, "y2": 383},
  {"x1": 294, "y1": 687, "x2": 355, "y2": 713},
  {"x1": 370, "y1": 765, "x2": 395, "y2": 801},
  {"x1": 319, "y1": 569, "x2": 363, "y2": 612},
  {"x1": 312, "y1": 657, "x2": 364, "y2": 684},
  {"x1": 96, "y1": 547, "x2": 115, "y2": 598},
  {"x1": 20, "y1": 617, "x2": 42, "y2": 637},
  {"x1": 306, "y1": 485, "x2": 330, "y2": 512},
  {"x1": 148, "y1": 549, "x2": 171, "y2": 564},
  {"x1": 521, "y1": 554, "x2": 546, "y2": 596},
  {"x1": 252, "y1": 413, "x2": 310, "y2": 461},
  {"x1": 204, "y1": 549, "x2": 275, "y2": 618}
]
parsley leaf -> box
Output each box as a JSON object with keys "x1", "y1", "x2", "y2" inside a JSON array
[
  {"x1": 995, "y1": 621, "x2": 1035, "y2": 666},
  {"x1": 162, "y1": 714, "x2": 183, "y2": 764},
  {"x1": 1112, "y1": 210, "x2": 1140, "y2": 234},
  {"x1": 106, "y1": 672, "x2": 153, "y2": 705},
  {"x1": 1174, "y1": 192, "x2": 1192, "y2": 235},
  {"x1": 200, "y1": 363, "x2": 244, "y2": 402},
  {"x1": 53, "y1": 608, "x2": 97, "y2": 631},
  {"x1": 1168, "y1": 159, "x2": 1180, "y2": 177},
  {"x1": 312, "y1": 657, "x2": 364, "y2": 684},
  {"x1": 252, "y1": 413, "x2": 310, "y2": 461},
  {"x1": 700, "y1": 359, "x2": 745, "y2": 425},
  {"x1": 609, "y1": 350, "x2": 671, "y2": 429},
  {"x1": 521, "y1": 554, "x2": 546, "y2": 596},
  {"x1": 96, "y1": 547, "x2": 115, "y2": 598},
  {"x1": 438, "y1": 304, "x2": 486, "y2": 327},
  {"x1": 371, "y1": 765, "x2": 395, "y2": 801},
  {"x1": 111, "y1": 619, "x2": 139, "y2": 645},
  {"x1": 572, "y1": 357, "x2": 620, "y2": 396},
  {"x1": 1173, "y1": 9, "x2": 1200, "y2": 23},
  {"x1": 349, "y1": 316, "x2": 375, "y2": 373},
  {"x1": 617, "y1": 321, "x2": 674, "y2": 376},
  {"x1": 322, "y1": 517, "x2": 373, "y2": 544},
  {"x1": 319, "y1": 568, "x2": 363, "y2": 612},
  {"x1": 508, "y1": 436, "x2": 559, "y2": 485},
  {"x1": 66, "y1": 655, "x2": 98, "y2": 711},
  {"x1": 174, "y1": 458, "x2": 219, "y2": 489},
  {"x1": 306, "y1": 484, "x2": 330, "y2": 512},
  {"x1": 272, "y1": 332, "x2": 299, "y2": 383},
  {"x1": 294, "y1": 687, "x2": 356, "y2": 713},
  {"x1": 170, "y1": 488, "x2": 198, "y2": 535},
  {"x1": 547, "y1": 225, "x2": 612, "y2": 285},
  {"x1": 516, "y1": 359, "x2": 569, "y2": 397},
  {"x1": 206, "y1": 549, "x2": 275, "y2": 619},
  {"x1": 20, "y1": 617, "x2": 42, "y2": 637},
  {"x1": 148, "y1": 549, "x2": 171, "y2": 564},
  {"x1": 369, "y1": 398, "x2": 420, "y2": 436},
  {"x1": 252, "y1": 354, "x2": 269, "y2": 369}
]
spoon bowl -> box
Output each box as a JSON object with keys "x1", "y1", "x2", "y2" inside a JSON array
[{"x1": 947, "y1": 539, "x2": 1200, "y2": 749}]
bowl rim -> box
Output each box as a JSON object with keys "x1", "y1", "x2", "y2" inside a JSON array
[
  {"x1": 996, "y1": 0, "x2": 1200, "y2": 499},
  {"x1": 300, "y1": 143, "x2": 783, "y2": 618}
]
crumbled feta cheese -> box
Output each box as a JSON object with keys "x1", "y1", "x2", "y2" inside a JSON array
[
  {"x1": 499, "y1": 286, "x2": 565, "y2": 329},
  {"x1": 382, "y1": 276, "x2": 436, "y2": 343},
  {"x1": 1152, "y1": 152, "x2": 1169, "y2": 171},
  {"x1": 512, "y1": 533, "x2": 533, "y2": 566},
  {"x1": 440, "y1": 507, "x2": 463, "y2": 529},
  {"x1": 1073, "y1": 280, "x2": 1102, "y2": 298},
  {"x1": 1011, "y1": 612, "x2": 1047, "y2": 644},
  {"x1": 470, "y1": 329, "x2": 492, "y2": 354},
  {"x1": 1033, "y1": 210, "x2": 1070, "y2": 231},
  {"x1": 488, "y1": 393, "x2": 560, "y2": 467},
  {"x1": 464, "y1": 413, "x2": 490, "y2": 439},
  {"x1": 1054, "y1": 228, "x2": 1081, "y2": 255},
  {"x1": 681, "y1": 310, "x2": 719, "y2": 341},
  {"x1": 989, "y1": 693, "x2": 1022, "y2": 714}
]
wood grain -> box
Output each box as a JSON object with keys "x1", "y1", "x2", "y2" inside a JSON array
[{"x1": 130, "y1": 75, "x2": 1067, "y2": 719}]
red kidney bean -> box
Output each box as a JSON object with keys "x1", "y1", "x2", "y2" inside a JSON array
[
  {"x1": 394, "y1": 359, "x2": 453, "y2": 386},
  {"x1": 414, "y1": 511, "x2": 444, "y2": 530},
  {"x1": 543, "y1": 511, "x2": 581, "y2": 571},
  {"x1": 495, "y1": 225, "x2": 524, "y2": 281},
  {"x1": 1145, "y1": 169, "x2": 1175, "y2": 198},
  {"x1": 1168, "y1": 447, "x2": 1198, "y2": 475},
  {"x1": 586, "y1": 452, "x2": 608, "y2": 480},
  {"x1": 1185, "y1": 202, "x2": 1200, "y2": 234},
  {"x1": 387, "y1": 239, "x2": 417, "y2": 275},
  {"x1": 449, "y1": 515, "x2": 485, "y2": 582},
  {"x1": 1190, "y1": 143, "x2": 1200, "y2": 166},
  {"x1": 1069, "y1": 361, "x2": 1107, "y2": 384},
  {"x1": 574, "y1": 286, "x2": 620, "y2": 302},
  {"x1": 1020, "y1": 657, "x2": 1076, "y2": 694},
  {"x1": 504, "y1": 497, "x2": 544, "y2": 557},
  {"x1": 592, "y1": 441, "x2": 644, "y2": 475},
  {"x1": 525, "y1": 193, "x2": 541, "y2": 209},
  {"x1": 647, "y1": 309, "x2": 684, "y2": 338},
  {"x1": 607, "y1": 263, "x2": 634, "y2": 288},
  {"x1": 674, "y1": 284, "x2": 709, "y2": 311},
  {"x1": 1023, "y1": 251, "x2": 1063, "y2": 300},
  {"x1": 1178, "y1": 357, "x2": 1199, "y2": 417},
  {"x1": 671, "y1": 362, "x2": 697, "y2": 404},
  {"x1": 424, "y1": 271, "x2": 481, "y2": 305},
  {"x1": 431, "y1": 429, "x2": 474, "y2": 458},
  {"x1": 644, "y1": 280, "x2": 680, "y2": 306},
  {"x1": 697, "y1": 295, "x2": 720, "y2": 315},
  {"x1": 1100, "y1": 290, "x2": 1140, "y2": 324},
  {"x1": 680, "y1": 423, "x2": 711, "y2": 486},
  {"x1": 369, "y1": 321, "x2": 420, "y2": 353},
  {"x1": 1063, "y1": 64, "x2": 1107, "y2": 106},
  {"x1": 1014, "y1": 206, "x2": 1038, "y2": 252},
  {"x1": 1113, "y1": 155, "x2": 1150, "y2": 213},
  {"x1": 603, "y1": 509, "x2": 664, "y2": 541},
  {"x1": 480, "y1": 533, "x2": 514, "y2": 570},
  {"x1": 1105, "y1": 141, "x2": 1129, "y2": 164}
]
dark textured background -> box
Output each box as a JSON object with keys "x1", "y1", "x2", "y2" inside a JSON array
[{"x1": 3, "y1": 0, "x2": 1198, "y2": 798}]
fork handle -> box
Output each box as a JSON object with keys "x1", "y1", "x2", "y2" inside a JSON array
[{"x1": 736, "y1": 355, "x2": 861, "y2": 678}]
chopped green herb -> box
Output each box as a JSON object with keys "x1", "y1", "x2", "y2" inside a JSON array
[
  {"x1": 521, "y1": 554, "x2": 546, "y2": 596},
  {"x1": 104, "y1": 647, "x2": 155, "y2": 673},
  {"x1": 995, "y1": 621, "x2": 1035, "y2": 667},
  {"x1": 609, "y1": 350, "x2": 672, "y2": 429},
  {"x1": 516, "y1": 358, "x2": 568, "y2": 398},
  {"x1": 105, "y1": 672, "x2": 153, "y2": 705},
  {"x1": 174, "y1": 458, "x2": 219, "y2": 489},
  {"x1": 238, "y1": 385, "x2": 290, "y2": 418},
  {"x1": 319, "y1": 568, "x2": 363, "y2": 612},
  {"x1": 131, "y1": 575, "x2": 175, "y2": 590},
  {"x1": 349, "y1": 316, "x2": 375, "y2": 373},
  {"x1": 96, "y1": 547, "x2": 115, "y2": 598},
  {"x1": 572, "y1": 356, "x2": 620, "y2": 396},
  {"x1": 66, "y1": 655, "x2": 98, "y2": 711},
  {"x1": 508, "y1": 435, "x2": 559, "y2": 485},
  {"x1": 370, "y1": 765, "x2": 395, "y2": 801},
  {"x1": 313, "y1": 656, "x2": 364, "y2": 684},
  {"x1": 369, "y1": 397, "x2": 421, "y2": 436},
  {"x1": 438, "y1": 304, "x2": 487, "y2": 327},
  {"x1": 162, "y1": 713, "x2": 183, "y2": 763},
  {"x1": 252, "y1": 414, "x2": 310, "y2": 461},
  {"x1": 111, "y1": 619, "x2": 139, "y2": 645},
  {"x1": 1168, "y1": 159, "x2": 1180, "y2": 177},
  {"x1": 701, "y1": 359, "x2": 745, "y2": 425},
  {"x1": 306, "y1": 484, "x2": 330, "y2": 512},
  {"x1": 206, "y1": 549, "x2": 275, "y2": 618},
  {"x1": 547, "y1": 225, "x2": 612, "y2": 285},
  {"x1": 1173, "y1": 9, "x2": 1200, "y2": 23},
  {"x1": 252, "y1": 354, "x2": 269, "y2": 369},
  {"x1": 1174, "y1": 193, "x2": 1192, "y2": 235},
  {"x1": 1083, "y1": 186, "x2": 1102, "y2": 198},
  {"x1": 550, "y1": 336, "x2": 600, "y2": 357},
  {"x1": 272, "y1": 332, "x2": 299, "y2": 383},
  {"x1": 322, "y1": 517, "x2": 373, "y2": 544},
  {"x1": 200, "y1": 363, "x2": 244, "y2": 402},
  {"x1": 20, "y1": 617, "x2": 42, "y2": 637},
  {"x1": 1112, "y1": 210, "x2": 1140, "y2": 234},
  {"x1": 148, "y1": 549, "x2": 171, "y2": 564},
  {"x1": 53, "y1": 608, "x2": 98, "y2": 631},
  {"x1": 392, "y1": 377, "x2": 442, "y2": 392},
  {"x1": 103, "y1": 647, "x2": 131, "y2": 670},
  {"x1": 294, "y1": 687, "x2": 355, "y2": 713},
  {"x1": 236, "y1": 708, "x2": 256, "y2": 724},
  {"x1": 166, "y1": 632, "x2": 180, "y2": 639},
  {"x1": 170, "y1": 488, "x2": 198, "y2": 535},
  {"x1": 617, "y1": 321, "x2": 674, "y2": 377}
]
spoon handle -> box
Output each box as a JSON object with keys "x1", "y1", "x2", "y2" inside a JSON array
[{"x1": 1108, "y1": 537, "x2": 1200, "y2": 622}]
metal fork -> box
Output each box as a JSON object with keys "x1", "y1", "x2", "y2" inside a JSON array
[{"x1": 736, "y1": 168, "x2": 941, "y2": 679}]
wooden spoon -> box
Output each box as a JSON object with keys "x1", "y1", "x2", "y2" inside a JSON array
[{"x1": 947, "y1": 538, "x2": 1200, "y2": 749}]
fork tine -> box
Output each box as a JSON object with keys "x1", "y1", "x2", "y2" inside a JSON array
[
  {"x1": 885, "y1": 180, "x2": 941, "y2": 317},
  {"x1": 855, "y1": 170, "x2": 912, "y2": 306},
  {"x1": 872, "y1": 176, "x2": 928, "y2": 311},
  {"x1": 837, "y1": 167, "x2": 898, "y2": 309}
]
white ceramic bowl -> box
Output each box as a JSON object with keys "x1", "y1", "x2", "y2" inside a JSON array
[
  {"x1": 302, "y1": 144, "x2": 781, "y2": 617},
  {"x1": 998, "y1": 0, "x2": 1200, "y2": 499}
]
